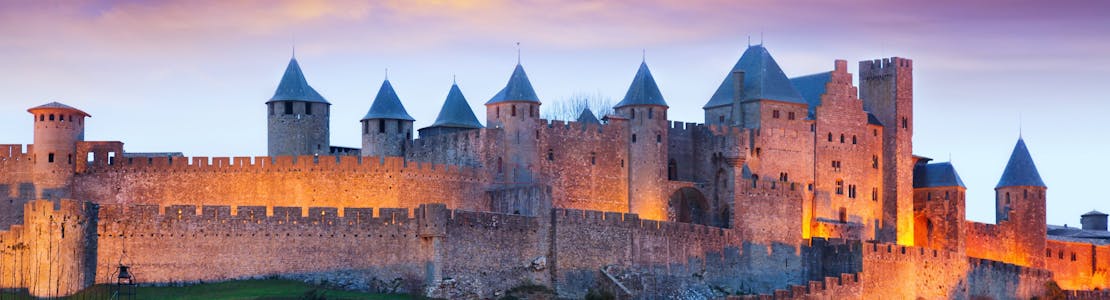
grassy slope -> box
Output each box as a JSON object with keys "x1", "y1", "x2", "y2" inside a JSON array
[{"x1": 2, "y1": 279, "x2": 412, "y2": 300}]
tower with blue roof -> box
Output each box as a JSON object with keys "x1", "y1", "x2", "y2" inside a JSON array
[
  {"x1": 485, "y1": 63, "x2": 542, "y2": 183},
  {"x1": 912, "y1": 157, "x2": 967, "y2": 252},
  {"x1": 615, "y1": 61, "x2": 670, "y2": 220},
  {"x1": 418, "y1": 82, "x2": 483, "y2": 138},
  {"x1": 266, "y1": 56, "x2": 331, "y2": 156},
  {"x1": 361, "y1": 79, "x2": 415, "y2": 157},
  {"x1": 994, "y1": 137, "x2": 1048, "y2": 268}
]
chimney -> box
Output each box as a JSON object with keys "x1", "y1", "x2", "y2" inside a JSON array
[
  {"x1": 1081, "y1": 210, "x2": 1108, "y2": 231},
  {"x1": 730, "y1": 70, "x2": 745, "y2": 126}
]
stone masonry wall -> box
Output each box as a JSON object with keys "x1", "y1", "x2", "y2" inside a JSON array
[
  {"x1": 1045, "y1": 239, "x2": 1109, "y2": 290},
  {"x1": 70, "y1": 155, "x2": 488, "y2": 212},
  {"x1": 0, "y1": 145, "x2": 35, "y2": 227},
  {"x1": 538, "y1": 120, "x2": 628, "y2": 213},
  {"x1": 0, "y1": 200, "x2": 96, "y2": 298}
]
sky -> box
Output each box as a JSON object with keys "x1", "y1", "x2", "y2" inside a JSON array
[{"x1": 1, "y1": 0, "x2": 1108, "y2": 226}]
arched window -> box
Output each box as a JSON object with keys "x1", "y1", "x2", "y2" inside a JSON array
[
  {"x1": 840, "y1": 134, "x2": 845, "y2": 143},
  {"x1": 39, "y1": 115, "x2": 44, "y2": 121},
  {"x1": 668, "y1": 159, "x2": 677, "y2": 180},
  {"x1": 547, "y1": 149, "x2": 554, "y2": 161},
  {"x1": 656, "y1": 134, "x2": 661, "y2": 143},
  {"x1": 49, "y1": 114, "x2": 55, "y2": 121},
  {"x1": 511, "y1": 105, "x2": 517, "y2": 116},
  {"x1": 827, "y1": 132, "x2": 832, "y2": 142},
  {"x1": 852, "y1": 135, "x2": 857, "y2": 144}
]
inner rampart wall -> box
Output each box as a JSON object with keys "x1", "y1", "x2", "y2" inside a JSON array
[
  {"x1": 538, "y1": 120, "x2": 628, "y2": 213},
  {"x1": 1045, "y1": 239, "x2": 1109, "y2": 290},
  {"x1": 71, "y1": 155, "x2": 488, "y2": 213}
]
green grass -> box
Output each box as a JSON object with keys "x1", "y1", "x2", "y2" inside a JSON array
[{"x1": 1, "y1": 279, "x2": 413, "y2": 300}]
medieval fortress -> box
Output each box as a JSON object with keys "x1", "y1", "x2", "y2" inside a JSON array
[{"x1": 1, "y1": 44, "x2": 1107, "y2": 299}]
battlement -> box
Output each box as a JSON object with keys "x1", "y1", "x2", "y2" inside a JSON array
[
  {"x1": 540, "y1": 118, "x2": 613, "y2": 135},
  {"x1": 414, "y1": 127, "x2": 483, "y2": 147},
  {"x1": 968, "y1": 257, "x2": 1053, "y2": 278},
  {"x1": 552, "y1": 207, "x2": 731, "y2": 237},
  {"x1": 79, "y1": 154, "x2": 481, "y2": 179},
  {"x1": 860, "y1": 57, "x2": 912, "y2": 72},
  {"x1": 863, "y1": 241, "x2": 961, "y2": 261},
  {"x1": 728, "y1": 273, "x2": 862, "y2": 300},
  {"x1": 0, "y1": 144, "x2": 31, "y2": 158},
  {"x1": 97, "y1": 203, "x2": 418, "y2": 229}
]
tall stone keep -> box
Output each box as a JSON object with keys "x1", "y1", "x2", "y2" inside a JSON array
[
  {"x1": 361, "y1": 79, "x2": 415, "y2": 157},
  {"x1": 485, "y1": 63, "x2": 541, "y2": 184},
  {"x1": 267, "y1": 57, "x2": 331, "y2": 156},
  {"x1": 995, "y1": 137, "x2": 1047, "y2": 268},
  {"x1": 860, "y1": 57, "x2": 914, "y2": 245},
  {"x1": 615, "y1": 61, "x2": 669, "y2": 220},
  {"x1": 27, "y1": 102, "x2": 89, "y2": 199}
]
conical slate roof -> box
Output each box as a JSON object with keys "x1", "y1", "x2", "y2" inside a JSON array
[
  {"x1": 486, "y1": 64, "x2": 540, "y2": 105},
  {"x1": 269, "y1": 58, "x2": 329, "y2": 104},
  {"x1": 704, "y1": 45, "x2": 806, "y2": 108},
  {"x1": 362, "y1": 80, "x2": 414, "y2": 121},
  {"x1": 996, "y1": 138, "x2": 1046, "y2": 188},
  {"x1": 27, "y1": 101, "x2": 90, "y2": 117},
  {"x1": 577, "y1": 107, "x2": 601, "y2": 125},
  {"x1": 1083, "y1": 210, "x2": 1108, "y2": 217},
  {"x1": 430, "y1": 84, "x2": 482, "y2": 129},
  {"x1": 615, "y1": 62, "x2": 668, "y2": 108},
  {"x1": 913, "y1": 162, "x2": 966, "y2": 188}
]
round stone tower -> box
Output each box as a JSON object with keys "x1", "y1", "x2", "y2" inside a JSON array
[
  {"x1": 267, "y1": 57, "x2": 331, "y2": 157},
  {"x1": 614, "y1": 61, "x2": 669, "y2": 221},
  {"x1": 361, "y1": 79, "x2": 414, "y2": 157},
  {"x1": 485, "y1": 63, "x2": 541, "y2": 184},
  {"x1": 994, "y1": 137, "x2": 1047, "y2": 268},
  {"x1": 27, "y1": 102, "x2": 89, "y2": 199}
]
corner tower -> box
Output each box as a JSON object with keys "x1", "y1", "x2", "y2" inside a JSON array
[
  {"x1": 361, "y1": 80, "x2": 415, "y2": 157},
  {"x1": 266, "y1": 57, "x2": 331, "y2": 156},
  {"x1": 27, "y1": 102, "x2": 89, "y2": 199},
  {"x1": 485, "y1": 63, "x2": 541, "y2": 183},
  {"x1": 615, "y1": 61, "x2": 669, "y2": 220},
  {"x1": 860, "y1": 57, "x2": 914, "y2": 245},
  {"x1": 995, "y1": 137, "x2": 1047, "y2": 268},
  {"x1": 912, "y1": 160, "x2": 967, "y2": 253}
]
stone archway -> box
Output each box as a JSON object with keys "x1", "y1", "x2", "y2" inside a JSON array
[{"x1": 668, "y1": 187, "x2": 709, "y2": 225}]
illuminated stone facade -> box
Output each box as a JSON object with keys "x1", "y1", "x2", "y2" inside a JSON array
[{"x1": 0, "y1": 45, "x2": 1105, "y2": 298}]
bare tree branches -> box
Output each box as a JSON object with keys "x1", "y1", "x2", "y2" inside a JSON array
[{"x1": 540, "y1": 91, "x2": 614, "y2": 123}]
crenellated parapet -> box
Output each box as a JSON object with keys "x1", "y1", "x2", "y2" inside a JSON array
[{"x1": 78, "y1": 154, "x2": 481, "y2": 180}]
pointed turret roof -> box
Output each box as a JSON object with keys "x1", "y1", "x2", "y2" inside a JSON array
[
  {"x1": 429, "y1": 83, "x2": 482, "y2": 129},
  {"x1": 615, "y1": 62, "x2": 668, "y2": 108},
  {"x1": 913, "y1": 162, "x2": 966, "y2": 188},
  {"x1": 577, "y1": 107, "x2": 601, "y2": 125},
  {"x1": 27, "y1": 101, "x2": 90, "y2": 117},
  {"x1": 362, "y1": 80, "x2": 414, "y2": 121},
  {"x1": 486, "y1": 64, "x2": 540, "y2": 105},
  {"x1": 704, "y1": 45, "x2": 806, "y2": 108},
  {"x1": 996, "y1": 138, "x2": 1046, "y2": 188},
  {"x1": 269, "y1": 57, "x2": 329, "y2": 104}
]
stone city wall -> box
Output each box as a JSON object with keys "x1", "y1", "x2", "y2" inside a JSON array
[
  {"x1": 1045, "y1": 239, "x2": 1109, "y2": 290},
  {"x1": 0, "y1": 200, "x2": 96, "y2": 298}
]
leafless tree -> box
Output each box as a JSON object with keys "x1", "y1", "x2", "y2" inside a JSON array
[{"x1": 541, "y1": 91, "x2": 614, "y2": 122}]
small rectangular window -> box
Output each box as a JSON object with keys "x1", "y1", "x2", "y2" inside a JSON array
[
  {"x1": 788, "y1": 112, "x2": 795, "y2": 120},
  {"x1": 772, "y1": 110, "x2": 780, "y2": 118},
  {"x1": 284, "y1": 102, "x2": 293, "y2": 115},
  {"x1": 48, "y1": 153, "x2": 55, "y2": 163},
  {"x1": 305, "y1": 103, "x2": 312, "y2": 115},
  {"x1": 378, "y1": 119, "x2": 385, "y2": 133}
]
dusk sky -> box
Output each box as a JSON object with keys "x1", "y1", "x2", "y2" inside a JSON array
[{"x1": 1, "y1": 0, "x2": 1108, "y2": 226}]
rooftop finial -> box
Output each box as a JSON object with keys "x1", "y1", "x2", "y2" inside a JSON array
[
  {"x1": 291, "y1": 34, "x2": 296, "y2": 58},
  {"x1": 516, "y1": 41, "x2": 521, "y2": 64},
  {"x1": 385, "y1": 68, "x2": 389, "y2": 81},
  {"x1": 747, "y1": 35, "x2": 751, "y2": 47},
  {"x1": 642, "y1": 48, "x2": 646, "y2": 63},
  {"x1": 453, "y1": 74, "x2": 457, "y2": 85},
  {"x1": 760, "y1": 30, "x2": 764, "y2": 45},
  {"x1": 1019, "y1": 112, "x2": 1023, "y2": 138}
]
